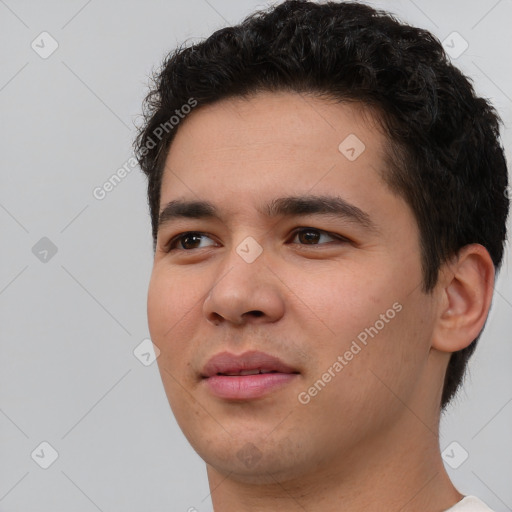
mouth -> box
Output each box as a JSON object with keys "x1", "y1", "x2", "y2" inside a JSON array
[
  {"x1": 201, "y1": 351, "x2": 300, "y2": 400},
  {"x1": 210, "y1": 369, "x2": 292, "y2": 376}
]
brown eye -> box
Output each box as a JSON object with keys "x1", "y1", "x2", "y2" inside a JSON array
[
  {"x1": 167, "y1": 232, "x2": 216, "y2": 251},
  {"x1": 297, "y1": 229, "x2": 321, "y2": 244},
  {"x1": 291, "y1": 228, "x2": 340, "y2": 245}
]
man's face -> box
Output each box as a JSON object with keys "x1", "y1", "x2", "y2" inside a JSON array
[{"x1": 147, "y1": 92, "x2": 442, "y2": 483}]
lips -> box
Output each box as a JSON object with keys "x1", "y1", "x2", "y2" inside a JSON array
[
  {"x1": 201, "y1": 351, "x2": 300, "y2": 400},
  {"x1": 201, "y1": 350, "x2": 299, "y2": 378}
]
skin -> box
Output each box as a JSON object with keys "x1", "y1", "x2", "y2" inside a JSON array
[{"x1": 147, "y1": 91, "x2": 495, "y2": 512}]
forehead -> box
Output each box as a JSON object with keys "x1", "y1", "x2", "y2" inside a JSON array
[
  {"x1": 166, "y1": 91, "x2": 383, "y2": 156},
  {"x1": 159, "y1": 91, "x2": 392, "y2": 215}
]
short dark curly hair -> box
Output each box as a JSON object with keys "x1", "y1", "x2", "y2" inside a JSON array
[{"x1": 134, "y1": 0, "x2": 509, "y2": 409}]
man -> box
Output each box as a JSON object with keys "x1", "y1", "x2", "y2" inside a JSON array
[{"x1": 134, "y1": 1, "x2": 509, "y2": 510}]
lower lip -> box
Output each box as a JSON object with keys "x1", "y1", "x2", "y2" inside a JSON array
[{"x1": 203, "y1": 373, "x2": 299, "y2": 400}]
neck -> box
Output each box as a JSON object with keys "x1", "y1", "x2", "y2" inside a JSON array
[{"x1": 206, "y1": 410, "x2": 462, "y2": 512}]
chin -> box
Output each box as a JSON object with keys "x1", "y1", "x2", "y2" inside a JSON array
[{"x1": 198, "y1": 433, "x2": 317, "y2": 485}]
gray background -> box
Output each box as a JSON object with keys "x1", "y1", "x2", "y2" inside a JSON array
[{"x1": 0, "y1": 0, "x2": 510, "y2": 511}]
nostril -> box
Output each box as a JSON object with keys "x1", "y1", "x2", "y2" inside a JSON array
[
  {"x1": 248, "y1": 310, "x2": 264, "y2": 317},
  {"x1": 210, "y1": 313, "x2": 223, "y2": 325}
]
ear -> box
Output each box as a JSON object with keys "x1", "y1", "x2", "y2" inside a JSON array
[{"x1": 431, "y1": 244, "x2": 495, "y2": 353}]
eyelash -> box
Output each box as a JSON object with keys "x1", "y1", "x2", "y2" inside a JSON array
[{"x1": 165, "y1": 228, "x2": 348, "y2": 252}]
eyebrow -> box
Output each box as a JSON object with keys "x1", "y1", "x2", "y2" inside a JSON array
[{"x1": 157, "y1": 195, "x2": 377, "y2": 232}]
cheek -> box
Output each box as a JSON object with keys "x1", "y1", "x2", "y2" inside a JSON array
[
  {"x1": 147, "y1": 266, "x2": 213, "y2": 385},
  {"x1": 147, "y1": 271, "x2": 171, "y2": 339},
  {"x1": 148, "y1": 266, "x2": 203, "y2": 330},
  {"x1": 281, "y1": 264, "x2": 398, "y2": 346},
  {"x1": 283, "y1": 262, "x2": 430, "y2": 390},
  {"x1": 147, "y1": 271, "x2": 197, "y2": 412},
  {"x1": 147, "y1": 267, "x2": 197, "y2": 354}
]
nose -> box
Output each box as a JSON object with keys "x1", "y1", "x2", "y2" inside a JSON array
[{"x1": 202, "y1": 247, "x2": 285, "y2": 327}]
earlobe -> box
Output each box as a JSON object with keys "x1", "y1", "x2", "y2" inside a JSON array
[{"x1": 431, "y1": 244, "x2": 495, "y2": 353}]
